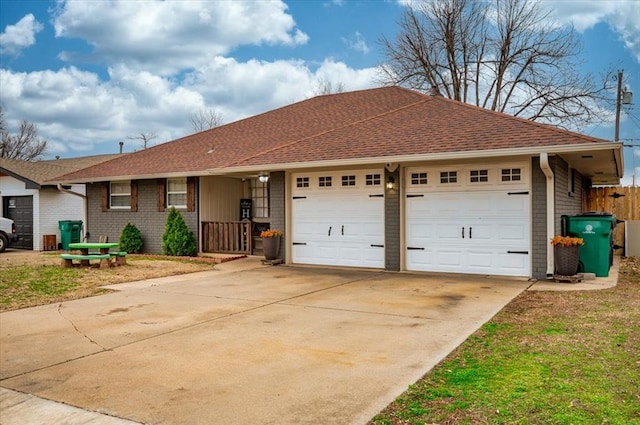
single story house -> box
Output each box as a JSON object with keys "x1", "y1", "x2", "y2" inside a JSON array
[
  {"x1": 52, "y1": 87, "x2": 623, "y2": 279},
  {"x1": 0, "y1": 154, "x2": 123, "y2": 250}
]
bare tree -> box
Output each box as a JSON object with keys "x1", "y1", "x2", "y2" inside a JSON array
[
  {"x1": 312, "y1": 78, "x2": 346, "y2": 96},
  {"x1": 379, "y1": 0, "x2": 613, "y2": 129},
  {"x1": 190, "y1": 108, "x2": 223, "y2": 133},
  {"x1": 127, "y1": 132, "x2": 157, "y2": 149},
  {"x1": 0, "y1": 107, "x2": 48, "y2": 161}
]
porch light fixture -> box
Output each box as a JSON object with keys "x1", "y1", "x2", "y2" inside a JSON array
[
  {"x1": 386, "y1": 176, "x2": 395, "y2": 190},
  {"x1": 258, "y1": 174, "x2": 269, "y2": 183}
]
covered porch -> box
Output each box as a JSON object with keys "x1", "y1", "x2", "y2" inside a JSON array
[{"x1": 199, "y1": 174, "x2": 280, "y2": 257}]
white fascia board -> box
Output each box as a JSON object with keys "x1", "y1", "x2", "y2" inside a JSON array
[
  {"x1": 209, "y1": 142, "x2": 623, "y2": 175},
  {"x1": 51, "y1": 171, "x2": 209, "y2": 185}
]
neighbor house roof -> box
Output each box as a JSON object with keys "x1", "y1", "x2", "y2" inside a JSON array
[
  {"x1": 0, "y1": 154, "x2": 124, "y2": 189},
  {"x1": 52, "y1": 86, "x2": 623, "y2": 185}
]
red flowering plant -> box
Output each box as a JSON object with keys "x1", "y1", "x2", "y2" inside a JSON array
[
  {"x1": 260, "y1": 229, "x2": 283, "y2": 238},
  {"x1": 550, "y1": 235, "x2": 584, "y2": 247}
]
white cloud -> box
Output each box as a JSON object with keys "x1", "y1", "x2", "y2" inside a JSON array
[
  {"x1": 545, "y1": 1, "x2": 640, "y2": 62},
  {"x1": 52, "y1": 0, "x2": 309, "y2": 75},
  {"x1": 344, "y1": 32, "x2": 370, "y2": 54},
  {"x1": 0, "y1": 14, "x2": 43, "y2": 55},
  {"x1": 0, "y1": 57, "x2": 380, "y2": 156}
]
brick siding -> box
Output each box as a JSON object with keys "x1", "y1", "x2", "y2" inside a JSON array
[{"x1": 86, "y1": 179, "x2": 198, "y2": 254}]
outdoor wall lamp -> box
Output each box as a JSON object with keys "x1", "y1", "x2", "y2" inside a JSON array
[
  {"x1": 258, "y1": 174, "x2": 269, "y2": 183},
  {"x1": 386, "y1": 176, "x2": 395, "y2": 190}
]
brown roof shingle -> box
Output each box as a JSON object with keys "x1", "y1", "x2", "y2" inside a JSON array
[
  {"x1": 0, "y1": 154, "x2": 124, "y2": 186},
  {"x1": 53, "y1": 86, "x2": 614, "y2": 182}
]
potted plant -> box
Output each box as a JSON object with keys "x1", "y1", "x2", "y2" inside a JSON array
[
  {"x1": 260, "y1": 229, "x2": 283, "y2": 261},
  {"x1": 551, "y1": 235, "x2": 584, "y2": 276}
]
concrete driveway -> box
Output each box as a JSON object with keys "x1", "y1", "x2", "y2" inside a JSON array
[{"x1": 1, "y1": 258, "x2": 530, "y2": 424}]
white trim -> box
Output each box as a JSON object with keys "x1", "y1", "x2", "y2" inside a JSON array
[
  {"x1": 540, "y1": 153, "x2": 554, "y2": 278},
  {"x1": 206, "y1": 142, "x2": 622, "y2": 175},
  {"x1": 51, "y1": 142, "x2": 622, "y2": 185}
]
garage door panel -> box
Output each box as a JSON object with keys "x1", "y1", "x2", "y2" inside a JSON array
[
  {"x1": 437, "y1": 250, "x2": 465, "y2": 267},
  {"x1": 436, "y1": 223, "x2": 465, "y2": 241},
  {"x1": 291, "y1": 170, "x2": 384, "y2": 269},
  {"x1": 494, "y1": 195, "x2": 529, "y2": 217},
  {"x1": 497, "y1": 223, "x2": 528, "y2": 243},
  {"x1": 406, "y1": 189, "x2": 530, "y2": 276},
  {"x1": 466, "y1": 250, "x2": 495, "y2": 270},
  {"x1": 495, "y1": 252, "x2": 529, "y2": 274}
]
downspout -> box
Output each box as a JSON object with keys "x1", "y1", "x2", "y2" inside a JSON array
[
  {"x1": 57, "y1": 184, "x2": 89, "y2": 240},
  {"x1": 539, "y1": 153, "x2": 554, "y2": 278}
]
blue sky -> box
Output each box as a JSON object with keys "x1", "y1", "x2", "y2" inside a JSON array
[{"x1": 1, "y1": 0, "x2": 639, "y2": 185}]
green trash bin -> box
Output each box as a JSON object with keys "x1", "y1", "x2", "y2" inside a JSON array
[
  {"x1": 58, "y1": 220, "x2": 83, "y2": 250},
  {"x1": 563, "y1": 213, "x2": 615, "y2": 277}
]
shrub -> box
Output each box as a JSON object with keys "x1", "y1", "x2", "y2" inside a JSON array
[
  {"x1": 119, "y1": 223, "x2": 143, "y2": 253},
  {"x1": 162, "y1": 207, "x2": 197, "y2": 256}
]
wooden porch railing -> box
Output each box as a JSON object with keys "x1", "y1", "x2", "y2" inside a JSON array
[{"x1": 202, "y1": 221, "x2": 252, "y2": 254}]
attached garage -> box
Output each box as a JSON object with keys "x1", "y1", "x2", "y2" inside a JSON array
[
  {"x1": 405, "y1": 162, "x2": 531, "y2": 277},
  {"x1": 291, "y1": 170, "x2": 385, "y2": 268}
]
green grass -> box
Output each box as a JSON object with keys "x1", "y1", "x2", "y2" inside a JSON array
[{"x1": 371, "y1": 258, "x2": 640, "y2": 425}]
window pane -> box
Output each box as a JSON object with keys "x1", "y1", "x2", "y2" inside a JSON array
[
  {"x1": 168, "y1": 178, "x2": 187, "y2": 192},
  {"x1": 111, "y1": 195, "x2": 130, "y2": 207},
  {"x1": 342, "y1": 175, "x2": 356, "y2": 186},
  {"x1": 168, "y1": 193, "x2": 187, "y2": 206},
  {"x1": 111, "y1": 182, "x2": 130, "y2": 194}
]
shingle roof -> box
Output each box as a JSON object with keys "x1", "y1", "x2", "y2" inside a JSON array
[
  {"x1": 52, "y1": 86, "x2": 615, "y2": 183},
  {"x1": 0, "y1": 154, "x2": 124, "y2": 186}
]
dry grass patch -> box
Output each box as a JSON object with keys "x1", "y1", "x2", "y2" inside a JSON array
[{"x1": 0, "y1": 251, "x2": 217, "y2": 311}]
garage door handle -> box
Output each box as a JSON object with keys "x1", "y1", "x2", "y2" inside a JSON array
[
  {"x1": 371, "y1": 244, "x2": 384, "y2": 248},
  {"x1": 507, "y1": 250, "x2": 528, "y2": 254},
  {"x1": 369, "y1": 194, "x2": 384, "y2": 198},
  {"x1": 508, "y1": 191, "x2": 529, "y2": 195},
  {"x1": 292, "y1": 196, "x2": 307, "y2": 199},
  {"x1": 292, "y1": 242, "x2": 307, "y2": 246},
  {"x1": 406, "y1": 194, "x2": 424, "y2": 198},
  {"x1": 407, "y1": 247, "x2": 425, "y2": 250},
  {"x1": 469, "y1": 227, "x2": 472, "y2": 239},
  {"x1": 341, "y1": 225, "x2": 344, "y2": 235},
  {"x1": 328, "y1": 226, "x2": 332, "y2": 236},
  {"x1": 462, "y1": 227, "x2": 465, "y2": 238}
]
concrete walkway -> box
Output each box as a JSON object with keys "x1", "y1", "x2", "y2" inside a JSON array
[{"x1": 0, "y1": 258, "x2": 617, "y2": 425}]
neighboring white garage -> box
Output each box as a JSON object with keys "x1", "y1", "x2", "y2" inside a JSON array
[
  {"x1": 291, "y1": 170, "x2": 385, "y2": 268},
  {"x1": 405, "y1": 161, "x2": 531, "y2": 277}
]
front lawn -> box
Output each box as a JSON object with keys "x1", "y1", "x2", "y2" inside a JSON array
[{"x1": 371, "y1": 257, "x2": 640, "y2": 424}]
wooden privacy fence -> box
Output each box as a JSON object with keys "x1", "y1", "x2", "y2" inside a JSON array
[
  {"x1": 202, "y1": 221, "x2": 252, "y2": 254},
  {"x1": 583, "y1": 186, "x2": 639, "y2": 255}
]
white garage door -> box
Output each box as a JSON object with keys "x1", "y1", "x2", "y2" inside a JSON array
[
  {"x1": 291, "y1": 170, "x2": 385, "y2": 268},
  {"x1": 405, "y1": 164, "x2": 530, "y2": 276}
]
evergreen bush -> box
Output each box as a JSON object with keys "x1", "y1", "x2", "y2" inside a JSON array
[
  {"x1": 162, "y1": 207, "x2": 197, "y2": 256},
  {"x1": 119, "y1": 223, "x2": 143, "y2": 253}
]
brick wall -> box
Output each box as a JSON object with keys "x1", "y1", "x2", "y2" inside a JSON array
[
  {"x1": 86, "y1": 179, "x2": 198, "y2": 254},
  {"x1": 385, "y1": 168, "x2": 400, "y2": 271},
  {"x1": 269, "y1": 171, "x2": 286, "y2": 261}
]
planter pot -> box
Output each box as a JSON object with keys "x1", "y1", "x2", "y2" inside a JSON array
[
  {"x1": 262, "y1": 237, "x2": 281, "y2": 261},
  {"x1": 554, "y1": 245, "x2": 580, "y2": 276}
]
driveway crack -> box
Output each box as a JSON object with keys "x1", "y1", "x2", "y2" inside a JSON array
[{"x1": 57, "y1": 303, "x2": 107, "y2": 351}]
